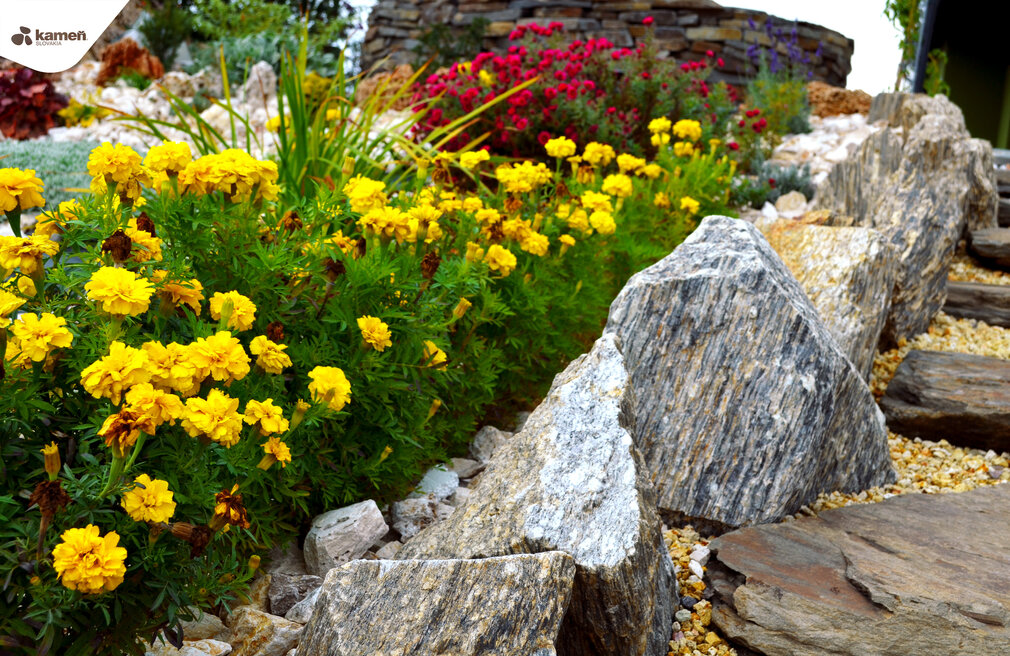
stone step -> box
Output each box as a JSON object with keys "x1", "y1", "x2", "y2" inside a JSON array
[
  {"x1": 879, "y1": 349, "x2": 1010, "y2": 451},
  {"x1": 708, "y1": 483, "x2": 1010, "y2": 656},
  {"x1": 969, "y1": 228, "x2": 1010, "y2": 268},
  {"x1": 999, "y1": 198, "x2": 1010, "y2": 227},
  {"x1": 943, "y1": 280, "x2": 1010, "y2": 328}
]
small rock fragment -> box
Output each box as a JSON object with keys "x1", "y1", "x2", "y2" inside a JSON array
[
  {"x1": 408, "y1": 466, "x2": 458, "y2": 502},
  {"x1": 303, "y1": 500, "x2": 388, "y2": 576},
  {"x1": 227, "y1": 607, "x2": 302, "y2": 656},
  {"x1": 469, "y1": 425, "x2": 512, "y2": 463}
]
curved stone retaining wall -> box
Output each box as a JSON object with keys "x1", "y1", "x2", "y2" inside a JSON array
[{"x1": 362, "y1": 0, "x2": 854, "y2": 88}]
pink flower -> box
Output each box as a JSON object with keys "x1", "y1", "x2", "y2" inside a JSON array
[
  {"x1": 643, "y1": 16, "x2": 654, "y2": 25},
  {"x1": 706, "y1": 49, "x2": 714, "y2": 57}
]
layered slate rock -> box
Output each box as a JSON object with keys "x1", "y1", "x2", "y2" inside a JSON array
[
  {"x1": 969, "y1": 228, "x2": 1010, "y2": 269},
  {"x1": 760, "y1": 220, "x2": 895, "y2": 380},
  {"x1": 303, "y1": 500, "x2": 387, "y2": 577},
  {"x1": 605, "y1": 216, "x2": 894, "y2": 530},
  {"x1": 398, "y1": 334, "x2": 675, "y2": 656},
  {"x1": 708, "y1": 484, "x2": 1010, "y2": 655},
  {"x1": 943, "y1": 280, "x2": 1010, "y2": 328},
  {"x1": 296, "y1": 553, "x2": 575, "y2": 656},
  {"x1": 880, "y1": 350, "x2": 1010, "y2": 451},
  {"x1": 816, "y1": 92, "x2": 998, "y2": 346}
]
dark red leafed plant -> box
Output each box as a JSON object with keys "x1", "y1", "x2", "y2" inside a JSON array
[{"x1": 0, "y1": 67, "x2": 69, "y2": 140}]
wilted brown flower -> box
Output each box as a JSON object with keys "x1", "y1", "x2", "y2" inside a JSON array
[
  {"x1": 324, "y1": 257, "x2": 346, "y2": 281},
  {"x1": 29, "y1": 480, "x2": 70, "y2": 520},
  {"x1": 503, "y1": 196, "x2": 523, "y2": 214},
  {"x1": 421, "y1": 251, "x2": 441, "y2": 280},
  {"x1": 266, "y1": 321, "x2": 285, "y2": 342},
  {"x1": 135, "y1": 212, "x2": 156, "y2": 236},
  {"x1": 101, "y1": 229, "x2": 132, "y2": 263},
  {"x1": 279, "y1": 210, "x2": 302, "y2": 232},
  {"x1": 211, "y1": 484, "x2": 250, "y2": 531}
]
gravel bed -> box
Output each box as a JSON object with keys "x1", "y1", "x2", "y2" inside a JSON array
[{"x1": 948, "y1": 250, "x2": 1010, "y2": 285}]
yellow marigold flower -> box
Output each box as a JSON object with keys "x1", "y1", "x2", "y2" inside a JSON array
[
  {"x1": 422, "y1": 340, "x2": 448, "y2": 370},
  {"x1": 266, "y1": 115, "x2": 282, "y2": 132},
  {"x1": 673, "y1": 119, "x2": 702, "y2": 142},
  {"x1": 41, "y1": 441, "x2": 60, "y2": 479},
  {"x1": 545, "y1": 136, "x2": 577, "y2": 158},
  {"x1": 502, "y1": 217, "x2": 533, "y2": 242},
  {"x1": 125, "y1": 383, "x2": 184, "y2": 427},
  {"x1": 0, "y1": 167, "x2": 45, "y2": 213},
  {"x1": 182, "y1": 389, "x2": 245, "y2": 447},
  {"x1": 648, "y1": 117, "x2": 672, "y2": 134},
  {"x1": 478, "y1": 68, "x2": 494, "y2": 87},
  {"x1": 559, "y1": 234, "x2": 576, "y2": 255},
  {"x1": 308, "y1": 365, "x2": 352, "y2": 412},
  {"x1": 17, "y1": 276, "x2": 35, "y2": 297},
  {"x1": 244, "y1": 399, "x2": 289, "y2": 435},
  {"x1": 11, "y1": 313, "x2": 73, "y2": 362},
  {"x1": 520, "y1": 231, "x2": 549, "y2": 256},
  {"x1": 566, "y1": 208, "x2": 590, "y2": 233},
  {"x1": 143, "y1": 141, "x2": 192, "y2": 176},
  {"x1": 0, "y1": 235, "x2": 59, "y2": 275},
  {"x1": 209, "y1": 291, "x2": 257, "y2": 332},
  {"x1": 654, "y1": 192, "x2": 671, "y2": 208},
  {"x1": 651, "y1": 132, "x2": 671, "y2": 147},
  {"x1": 0, "y1": 288, "x2": 26, "y2": 327},
  {"x1": 121, "y1": 474, "x2": 176, "y2": 523},
  {"x1": 680, "y1": 196, "x2": 701, "y2": 215},
  {"x1": 4, "y1": 339, "x2": 29, "y2": 370},
  {"x1": 484, "y1": 244, "x2": 517, "y2": 277},
  {"x1": 153, "y1": 271, "x2": 204, "y2": 315},
  {"x1": 85, "y1": 267, "x2": 154, "y2": 316},
  {"x1": 357, "y1": 315, "x2": 392, "y2": 352},
  {"x1": 640, "y1": 163, "x2": 663, "y2": 179},
  {"x1": 52, "y1": 525, "x2": 127, "y2": 594},
  {"x1": 88, "y1": 143, "x2": 144, "y2": 185},
  {"x1": 326, "y1": 230, "x2": 358, "y2": 257},
  {"x1": 580, "y1": 191, "x2": 612, "y2": 213},
  {"x1": 189, "y1": 331, "x2": 250, "y2": 383},
  {"x1": 495, "y1": 161, "x2": 552, "y2": 193},
  {"x1": 475, "y1": 208, "x2": 501, "y2": 225},
  {"x1": 616, "y1": 154, "x2": 646, "y2": 174},
  {"x1": 359, "y1": 205, "x2": 410, "y2": 242},
  {"x1": 123, "y1": 217, "x2": 162, "y2": 263},
  {"x1": 582, "y1": 142, "x2": 616, "y2": 167},
  {"x1": 465, "y1": 241, "x2": 485, "y2": 262},
  {"x1": 458, "y1": 150, "x2": 490, "y2": 169},
  {"x1": 259, "y1": 436, "x2": 293, "y2": 469},
  {"x1": 81, "y1": 342, "x2": 151, "y2": 405},
  {"x1": 34, "y1": 200, "x2": 82, "y2": 240},
  {"x1": 589, "y1": 210, "x2": 616, "y2": 235},
  {"x1": 212, "y1": 484, "x2": 250, "y2": 529},
  {"x1": 144, "y1": 341, "x2": 201, "y2": 396},
  {"x1": 461, "y1": 197, "x2": 483, "y2": 212},
  {"x1": 342, "y1": 175, "x2": 387, "y2": 213},
  {"x1": 98, "y1": 408, "x2": 154, "y2": 455},
  {"x1": 673, "y1": 141, "x2": 695, "y2": 158},
  {"x1": 249, "y1": 335, "x2": 291, "y2": 374},
  {"x1": 178, "y1": 149, "x2": 279, "y2": 202},
  {"x1": 601, "y1": 173, "x2": 633, "y2": 199}
]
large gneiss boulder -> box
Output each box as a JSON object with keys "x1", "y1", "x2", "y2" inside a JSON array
[
  {"x1": 815, "y1": 92, "x2": 998, "y2": 346},
  {"x1": 879, "y1": 349, "x2": 1010, "y2": 451},
  {"x1": 760, "y1": 220, "x2": 895, "y2": 380},
  {"x1": 296, "y1": 553, "x2": 575, "y2": 656},
  {"x1": 397, "y1": 334, "x2": 675, "y2": 656},
  {"x1": 708, "y1": 483, "x2": 1010, "y2": 655},
  {"x1": 605, "y1": 216, "x2": 894, "y2": 530}
]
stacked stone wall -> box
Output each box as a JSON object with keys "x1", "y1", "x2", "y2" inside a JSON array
[{"x1": 362, "y1": 0, "x2": 853, "y2": 88}]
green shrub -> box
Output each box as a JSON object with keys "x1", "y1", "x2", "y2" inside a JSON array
[{"x1": 138, "y1": 1, "x2": 195, "y2": 70}]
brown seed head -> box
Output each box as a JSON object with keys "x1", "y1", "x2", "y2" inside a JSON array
[
  {"x1": 29, "y1": 480, "x2": 70, "y2": 520},
  {"x1": 101, "y1": 229, "x2": 132, "y2": 263},
  {"x1": 421, "y1": 251, "x2": 441, "y2": 279},
  {"x1": 135, "y1": 212, "x2": 156, "y2": 236}
]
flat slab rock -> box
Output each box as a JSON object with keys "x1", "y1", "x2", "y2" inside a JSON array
[
  {"x1": 816, "y1": 92, "x2": 998, "y2": 346},
  {"x1": 942, "y1": 280, "x2": 1010, "y2": 328},
  {"x1": 296, "y1": 553, "x2": 575, "y2": 656},
  {"x1": 879, "y1": 349, "x2": 1010, "y2": 451},
  {"x1": 969, "y1": 228, "x2": 1010, "y2": 269},
  {"x1": 397, "y1": 333, "x2": 675, "y2": 656},
  {"x1": 709, "y1": 483, "x2": 1010, "y2": 656},
  {"x1": 759, "y1": 220, "x2": 895, "y2": 380},
  {"x1": 605, "y1": 216, "x2": 894, "y2": 530}
]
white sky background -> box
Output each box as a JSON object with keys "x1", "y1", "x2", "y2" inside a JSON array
[{"x1": 345, "y1": 0, "x2": 903, "y2": 94}]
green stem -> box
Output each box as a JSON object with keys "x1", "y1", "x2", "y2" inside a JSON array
[
  {"x1": 98, "y1": 454, "x2": 127, "y2": 498},
  {"x1": 124, "y1": 432, "x2": 148, "y2": 473}
]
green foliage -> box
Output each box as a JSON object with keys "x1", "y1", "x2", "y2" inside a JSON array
[
  {"x1": 188, "y1": 0, "x2": 292, "y2": 39},
  {"x1": 115, "y1": 69, "x2": 154, "y2": 91},
  {"x1": 924, "y1": 48, "x2": 950, "y2": 97},
  {"x1": 413, "y1": 18, "x2": 490, "y2": 70},
  {"x1": 0, "y1": 140, "x2": 97, "y2": 208},
  {"x1": 735, "y1": 162, "x2": 814, "y2": 208},
  {"x1": 138, "y1": 1, "x2": 195, "y2": 70},
  {"x1": 884, "y1": 0, "x2": 922, "y2": 90},
  {"x1": 745, "y1": 59, "x2": 811, "y2": 143}
]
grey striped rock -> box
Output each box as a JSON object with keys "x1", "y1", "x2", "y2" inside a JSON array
[
  {"x1": 816, "y1": 92, "x2": 997, "y2": 346},
  {"x1": 605, "y1": 216, "x2": 894, "y2": 531},
  {"x1": 759, "y1": 220, "x2": 896, "y2": 380},
  {"x1": 397, "y1": 334, "x2": 675, "y2": 656},
  {"x1": 303, "y1": 500, "x2": 388, "y2": 576},
  {"x1": 295, "y1": 553, "x2": 575, "y2": 656}
]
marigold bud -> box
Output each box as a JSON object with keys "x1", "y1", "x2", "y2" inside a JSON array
[
  {"x1": 290, "y1": 400, "x2": 310, "y2": 431},
  {"x1": 249, "y1": 555, "x2": 261, "y2": 571},
  {"x1": 452, "y1": 298, "x2": 472, "y2": 320},
  {"x1": 342, "y1": 156, "x2": 356, "y2": 177},
  {"x1": 41, "y1": 441, "x2": 60, "y2": 480},
  {"x1": 256, "y1": 454, "x2": 277, "y2": 470},
  {"x1": 379, "y1": 445, "x2": 393, "y2": 462},
  {"x1": 427, "y1": 398, "x2": 442, "y2": 420},
  {"x1": 18, "y1": 276, "x2": 36, "y2": 297}
]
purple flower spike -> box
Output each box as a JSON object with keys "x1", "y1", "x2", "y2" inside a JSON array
[
  {"x1": 815, "y1": 42, "x2": 823, "y2": 58},
  {"x1": 749, "y1": 17, "x2": 757, "y2": 30}
]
